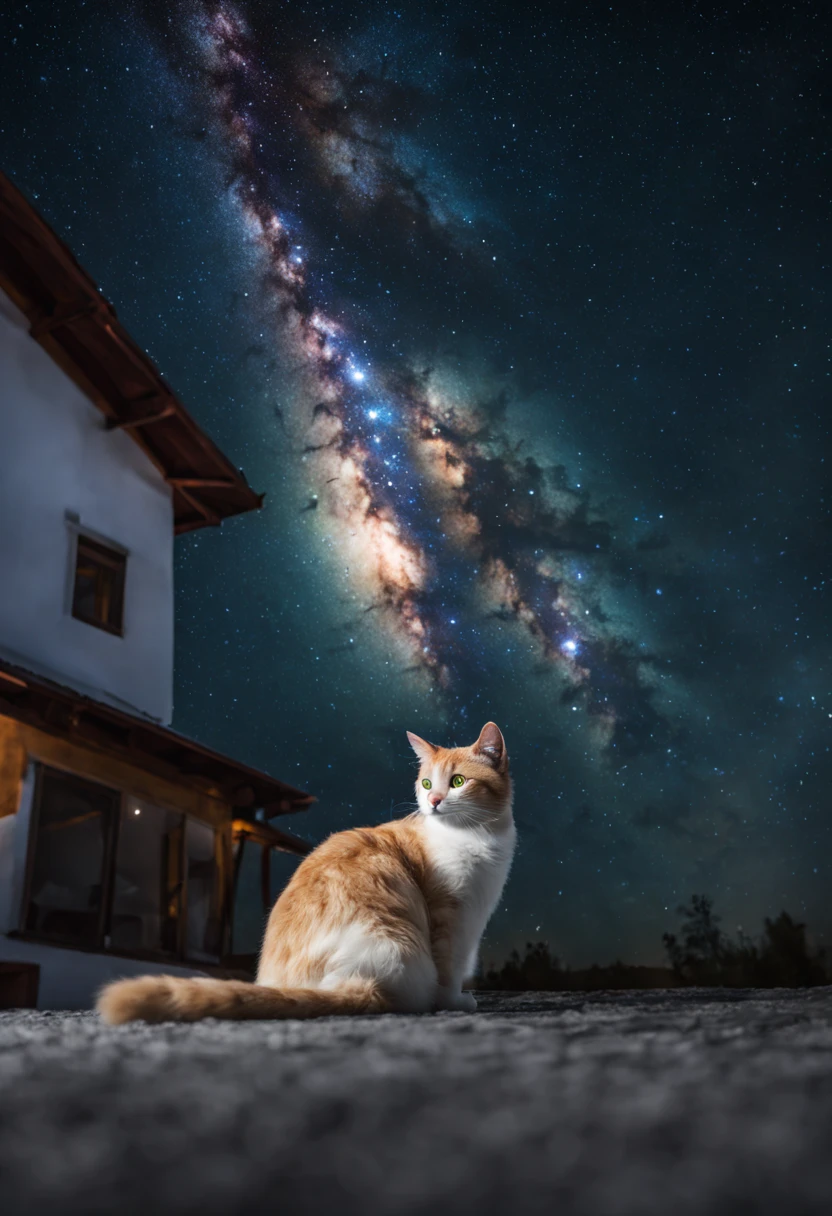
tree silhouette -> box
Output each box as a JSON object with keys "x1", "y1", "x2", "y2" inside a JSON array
[
  {"x1": 480, "y1": 898, "x2": 829, "y2": 991},
  {"x1": 663, "y1": 894, "x2": 729, "y2": 983},
  {"x1": 757, "y1": 912, "x2": 827, "y2": 988},
  {"x1": 482, "y1": 941, "x2": 563, "y2": 991},
  {"x1": 663, "y1": 897, "x2": 828, "y2": 988}
]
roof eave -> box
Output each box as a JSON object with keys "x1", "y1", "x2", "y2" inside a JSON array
[
  {"x1": 0, "y1": 171, "x2": 265, "y2": 534},
  {"x1": 0, "y1": 657, "x2": 315, "y2": 818}
]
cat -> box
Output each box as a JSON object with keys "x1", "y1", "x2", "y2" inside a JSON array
[{"x1": 97, "y1": 722, "x2": 515, "y2": 1024}]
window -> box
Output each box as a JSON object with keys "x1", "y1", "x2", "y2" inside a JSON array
[
  {"x1": 22, "y1": 765, "x2": 225, "y2": 964},
  {"x1": 23, "y1": 768, "x2": 119, "y2": 947},
  {"x1": 185, "y1": 819, "x2": 222, "y2": 962},
  {"x1": 110, "y1": 800, "x2": 185, "y2": 955},
  {"x1": 72, "y1": 535, "x2": 126, "y2": 634}
]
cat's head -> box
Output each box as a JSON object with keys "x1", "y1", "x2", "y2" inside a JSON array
[{"x1": 406, "y1": 722, "x2": 512, "y2": 824}]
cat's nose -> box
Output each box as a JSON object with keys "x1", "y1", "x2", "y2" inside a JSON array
[{"x1": 429, "y1": 792, "x2": 444, "y2": 808}]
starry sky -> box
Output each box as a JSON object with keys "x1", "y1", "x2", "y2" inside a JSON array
[{"x1": 1, "y1": 0, "x2": 829, "y2": 966}]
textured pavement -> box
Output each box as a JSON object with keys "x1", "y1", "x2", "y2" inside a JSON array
[{"x1": 1, "y1": 988, "x2": 831, "y2": 1215}]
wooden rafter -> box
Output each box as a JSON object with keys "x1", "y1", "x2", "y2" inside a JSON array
[
  {"x1": 105, "y1": 402, "x2": 177, "y2": 431},
  {"x1": 231, "y1": 818, "x2": 314, "y2": 855}
]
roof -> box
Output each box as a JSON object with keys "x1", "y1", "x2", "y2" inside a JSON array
[
  {"x1": 0, "y1": 171, "x2": 264, "y2": 535},
  {"x1": 0, "y1": 655, "x2": 315, "y2": 823},
  {"x1": 232, "y1": 819, "x2": 314, "y2": 857}
]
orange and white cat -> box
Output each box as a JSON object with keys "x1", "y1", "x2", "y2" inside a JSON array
[{"x1": 97, "y1": 722, "x2": 515, "y2": 1024}]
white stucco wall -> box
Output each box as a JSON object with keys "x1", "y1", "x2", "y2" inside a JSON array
[
  {"x1": 0, "y1": 763, "x2": 35, "y2": 937},
  {"x1": 0, "y1": 932, "x2": 209, "y2": 1010},
  {"x1": 0, "y1": 933, "x2": 209, "y2": 1011},
  {"x1": 0, "y1": 287, "x2": 174, "y2": 722}
]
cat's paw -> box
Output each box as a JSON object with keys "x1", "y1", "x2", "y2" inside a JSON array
[
  {"x1": 455, "y1": 990, "x2": 478, "y2": 1013},
  {"x1": 435, "y1": 987, "x2": 478, "y2": 1013}
]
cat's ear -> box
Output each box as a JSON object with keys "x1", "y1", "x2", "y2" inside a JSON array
[
  {"x1": 406, "y1": 731, "x2": 436, "y2": 764},
  {"x1": 473, "y1": 722, "x2": 507, "y2": 769}
]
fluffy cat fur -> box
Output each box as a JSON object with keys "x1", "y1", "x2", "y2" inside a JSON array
[{"x1": 97, "y1": 722, "x2": 515, "y2": 1024}]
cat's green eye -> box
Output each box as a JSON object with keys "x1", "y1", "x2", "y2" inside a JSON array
[
  {"x1": 451, "y1": 774, "x2": 466, "y2": 788},
  {"x1": 422, "y1": 778, "x2": 432, "y2": 790}
]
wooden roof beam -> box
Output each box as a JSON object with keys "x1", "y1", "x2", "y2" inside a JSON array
[
  {"x1": 29, "y1": 299, "x2": 108, "y2": 338},
  {"x1": 105, "y1": 402, "x2": 177, "y2": 431},
  {"x1": 232, "y1": 818, "x2": 314, "y2": 856},
  {"x1": 176, "y1": 486, "x2": 221, "y2": 527},
  {"x1": 261, "y1": 793, "x2": 316, "y2": 816},
  {"x1": 167, "y1": 477, "x2": 238, "y2": 489}
]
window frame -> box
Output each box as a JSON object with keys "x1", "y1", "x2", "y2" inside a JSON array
[
  {"x1": 17, "y1": 763, "x2": 228, "y2": 967},
  {"x1": 70, "y1": 532, "x2": 128, "y2": 636},
  {"x1": 19, "y1": 764, "x2": 121, "y2": 950}
]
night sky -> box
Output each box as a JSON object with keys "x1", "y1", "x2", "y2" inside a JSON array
[{"x1": 2, "y1": 0, "x2": 829, "y2": 966}]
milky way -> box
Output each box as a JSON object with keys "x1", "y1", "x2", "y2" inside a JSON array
[{"x1": 188, "y1": 3, "x2": 671, "y2": 761}]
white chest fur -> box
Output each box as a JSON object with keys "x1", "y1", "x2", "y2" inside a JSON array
[{"x1": 423, "y1": 814, "x2": 516, "y2": 978}]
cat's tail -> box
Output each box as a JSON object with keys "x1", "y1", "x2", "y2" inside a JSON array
[{"x1": 96, "y1": 974, "x2": 388, "y2": 1025}]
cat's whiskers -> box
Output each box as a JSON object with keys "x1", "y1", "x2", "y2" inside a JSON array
[
  {"x1": 391, "y1": 799, "x2": 420, "y2": 822},
  {"x1": 436, "y1": 805, "x2": 491, "y2": 829}
]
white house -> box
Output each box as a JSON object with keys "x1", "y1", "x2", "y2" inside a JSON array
[{"x1": 0, "y1": 172, "x2": 313, "y2": 1010}]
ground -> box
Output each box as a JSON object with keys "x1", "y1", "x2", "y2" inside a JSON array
[{"x1": 1, "y1": 988, "x2": 831, "y2": 1215}]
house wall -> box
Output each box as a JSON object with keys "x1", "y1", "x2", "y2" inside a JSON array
[
  {"x1": 0, "y1": 287, "x2": 174, "y2": 723},
  {"x1": 0, "y1": 935, "x2": 210, "y2": 1011},
  {"x1": 0, "y1": 758, "x2": 34, "y2": 936}
]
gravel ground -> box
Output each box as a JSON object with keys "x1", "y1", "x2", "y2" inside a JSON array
[{"x1": 1, "y1": 988, "x2": 832, "y2": 1216}]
